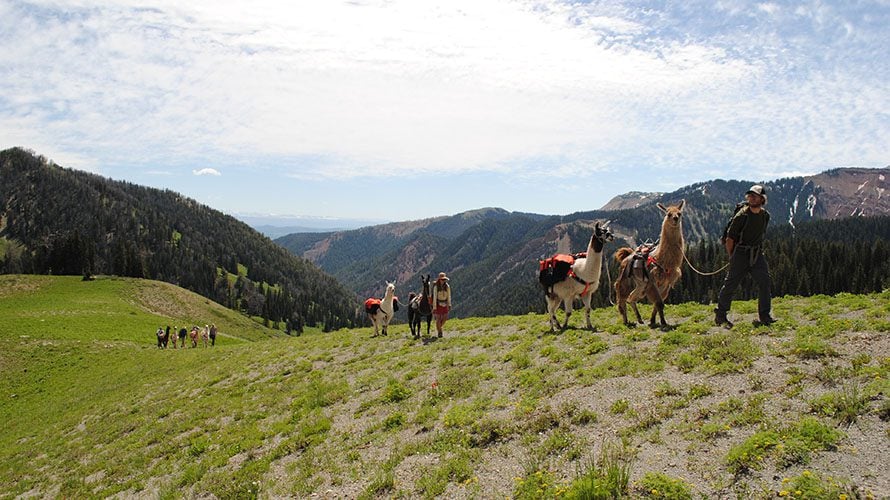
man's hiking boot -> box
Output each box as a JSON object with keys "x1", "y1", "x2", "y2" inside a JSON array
[
  {"x1": 714, "y1": 309, "x2": 733, "y2": 328},
  {"x1": 754, "y1": 316, "x2": 777, "y2": 327}
]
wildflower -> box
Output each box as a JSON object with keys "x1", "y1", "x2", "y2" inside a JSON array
[
  {"x1": 779, "y1": 491, "x2": 789, "y2": 497},
  {"x1": 839, "y1": 495, "x2": 847, "y2": 500},
  {"x1": 651, "y1": 489, "x2": 659, "y2": 495},
  {"x1": 782, "y1": 478, "x2": 790, "y2": 483},
  {"x1": 803, "y1": 470, "x2": 811, "y2": 477}
]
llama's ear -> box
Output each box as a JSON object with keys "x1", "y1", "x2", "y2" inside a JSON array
[
  {"x1": 657, "y1": 203, "x2": 667, "y2": 214},
  {"x1": 678, "y1": 199, "x2": 686, "y2": 210}
]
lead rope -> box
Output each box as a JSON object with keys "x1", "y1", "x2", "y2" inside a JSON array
[
  {"x1": 682, "y1": 250, "x2": 729, "y2": 276},
  {"x1": 602, "y1": 251, "x2": 615, "y2": 306}
]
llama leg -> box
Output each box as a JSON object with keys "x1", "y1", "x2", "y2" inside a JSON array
[
  {"x1": 561, "y1": 297, "x2": 573, "y2": 330},
  {"x1": 546, "y1": 294, "x2": 560, "y2": 331},
  {"x1": 647, "y1": 287, "x2": 667, "y2": 328},
  {"x1": 628, "y1": 300, "x2": 642, "y2": 324},
  {"x1": 628, "y1": 284, "x2": 646, "y2": 324},
  {"x1": 616, "y1": 281, "x2": 632, "y2": 326},
  {"x1": 651, "y1": 300, "x2": 667, "y2": 328},
  {"x1": 582, "y1": 293, "x2": 593, "y2": 330},
  {"x1": 618, "y1": 298, "x2": 630, "y2": 326}
]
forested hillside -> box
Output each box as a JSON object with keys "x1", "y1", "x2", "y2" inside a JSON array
[
  {"x1": 0, "y1": 147, "x2": 360, "y2": 331},
  {"x1": 676, "y1": 215, "x2": 890, "y2": 304}
]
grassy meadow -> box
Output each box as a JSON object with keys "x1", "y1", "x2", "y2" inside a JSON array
[{"x1": 0, "y1": 275, "x2": 888, "y2": 498}]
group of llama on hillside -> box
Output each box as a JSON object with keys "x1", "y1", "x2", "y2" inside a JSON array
[
  {"x1": 363, "y1": 200, "x2": 688, "y2": 336},
  {"x1": 540, "y1": 200, "x2": 685, "y2": 332}
]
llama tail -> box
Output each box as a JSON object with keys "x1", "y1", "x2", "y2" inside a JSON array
[{"x1": 614, "y1": 247, "x2": 633, "y2": 262}]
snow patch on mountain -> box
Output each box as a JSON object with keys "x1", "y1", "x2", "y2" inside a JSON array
[{"x1": 807, "y1": 194, "x2": 817, "y2": 217}]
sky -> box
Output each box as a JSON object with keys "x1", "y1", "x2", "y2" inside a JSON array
[{"x1": 1, "y1": 0, "x2": 888, "y2": 224}]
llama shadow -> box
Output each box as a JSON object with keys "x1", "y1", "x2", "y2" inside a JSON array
[
  {"x1": 623, "y1": 321, "x2": 677, "y2": 332},
  {"x1": 420, "y1": 336, "x2": 440, "y2": 346}
]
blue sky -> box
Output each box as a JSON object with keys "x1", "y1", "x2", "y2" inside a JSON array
[{"x1": 1, "y1": 1, "x2": 888, "y2": 224}]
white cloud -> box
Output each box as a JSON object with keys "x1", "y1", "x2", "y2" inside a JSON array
[
  {"x1": 1, "y1": 0, "x2": 887, "y2": 190},
  {"x1": 193, "y1": 168, "x2": 221, "y2": 176}
]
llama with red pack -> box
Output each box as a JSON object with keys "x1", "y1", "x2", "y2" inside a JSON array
[
  {"x1": 364, "y1": 281, "x2": 398, "y2": 337},
  {"x1": 539, "y1": 221, "x2": 613, "y2": 332}
]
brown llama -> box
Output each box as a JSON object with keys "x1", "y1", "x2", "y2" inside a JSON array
[{"x1": 613, "y1": 200, "x2": 686, "y2": 328}]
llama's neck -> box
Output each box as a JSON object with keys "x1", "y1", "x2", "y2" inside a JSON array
[
  {"x1": 655, "y1": 222, "x2": 685, "y2": 267},
  {"x1": 381, "y1": 288, "x2": 395, "y2": 311},
  {"x1": 575, "y1": 236, "x2": 603, "y2": 281}
]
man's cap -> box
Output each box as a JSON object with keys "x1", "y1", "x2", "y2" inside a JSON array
[{"x1": 746, "y1": 184, "x2": 766, "y2": 197}]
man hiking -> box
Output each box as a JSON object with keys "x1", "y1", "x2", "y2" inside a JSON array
[{"x1": 715, "y1": 184, "x2": 777, "y2": 328}]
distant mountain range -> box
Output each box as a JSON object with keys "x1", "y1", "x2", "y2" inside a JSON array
[
  {"x1": 232, "y1": 214, "x2": 388, "y2": 238},
  {"x1": 276, "y1": 166, "x2": 890, "y2": 318}
]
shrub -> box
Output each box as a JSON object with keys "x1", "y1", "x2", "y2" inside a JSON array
[
  {"x1": 469, "y1": 417, "x2": 513, "y2": 447},
  {"x1": 438, "y1": 366, "x2": 480, "y2": 398},
  {"x1": 675, "y1": 352, "x2": 698, "y2": 373},
  {"x1": 382, "y1": 412, "x2": 406, "y2": 431},
  {"x1": 693, "y1": 332, "x2": 760, "y2": 374},
  {"x1": 809, "y1": 384, "x2": 870, "y2": 425},
  {"x1": 564, "y1": 442, "x2": 632, "y2": 499},
  {"x1": 417, "y1": 450, "x2": 475, "y2": 498},
  {"x1": 789, "y1": 332, "x2": 838, "y2": 359},
  {"x1": 610, "y1": 399, "x2": 630, "y2": 415},
  {"x1": 654, "y1": 381, "x2": 681, "y2": 397},
  {"x1": 699, "y1": 422, "x2": 729, "y2": 441},
  {"x1": 726, "y1": 417, "x2": 843, "y2": 473},
  {"x1": 725, "y1": 429, "x2": 779, "y2": 473},
  {"x1": 636, "y1": 471, "x2": 693, "y2": 499},
  {"x1": 381, "y1": 377, "x2": 412, "y2": 403},
  {"x1": 513, "y1": 468, "x2": 562, "y2": 499},
  {"x1": 444, "y1": 401, "x2": 484, "y2": 430},
  {"x1": 687, "y1": 383, "x2": 713, "y2": 400},
  {"x1": 778, "y1": 470, "x2": 856, "y2": 499}
]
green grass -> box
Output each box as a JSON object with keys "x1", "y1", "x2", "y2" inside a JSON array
[
  {"x1": 1, "y1": 275, "x2": 887, "y2": 497},
  {"x1": 725, "y1": 417, "x2": 844, "y2": 474}
]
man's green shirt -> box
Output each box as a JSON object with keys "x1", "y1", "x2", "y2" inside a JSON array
[{"x1": 726, "y1": 207, "x2": 770, "y2": 246}]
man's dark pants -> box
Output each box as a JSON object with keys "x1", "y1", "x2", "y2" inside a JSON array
[{"x1": 716, "y1": 247, "x2": 772, "y2": 319}]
